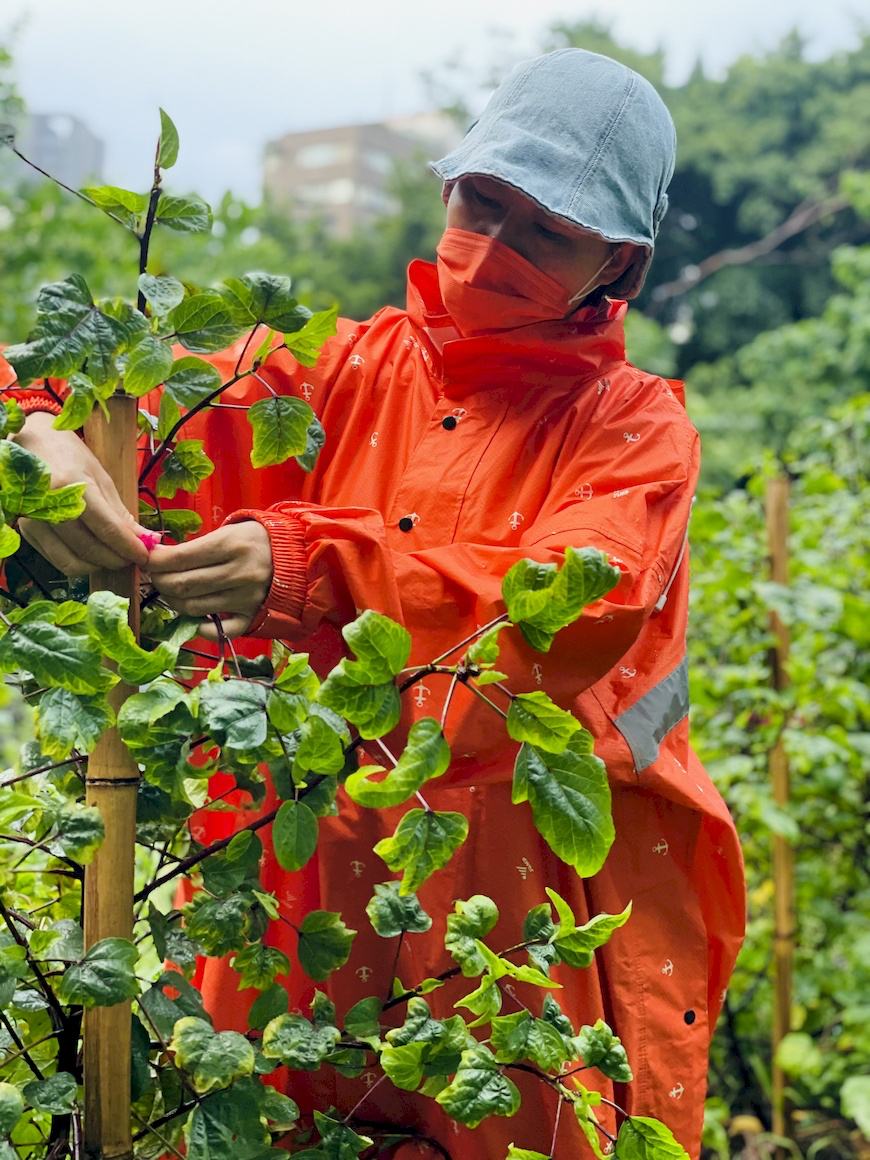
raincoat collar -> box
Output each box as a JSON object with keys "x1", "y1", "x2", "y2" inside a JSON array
[{"x1": 405, "y1": 258, "x2": 627, "y2": 399}]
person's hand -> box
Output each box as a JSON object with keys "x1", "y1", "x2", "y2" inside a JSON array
[
  {"x1": 14, "y1": 411, "x2": 150, "y2": 575},
  {"x1": 146, "y1": 521, "x2": 273, "y2": 639}
]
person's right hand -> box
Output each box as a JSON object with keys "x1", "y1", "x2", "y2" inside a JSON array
[{"x1": 13, "y1": 411, "x2": 150, "y2": 576}]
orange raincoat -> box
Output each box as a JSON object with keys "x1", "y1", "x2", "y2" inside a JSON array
[{"x1": 3, "y1": 259, "x2": 745, "y2": 1156}]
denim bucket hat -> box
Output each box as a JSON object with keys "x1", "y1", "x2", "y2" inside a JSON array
[{"x1": 431, "y1": 48, "x2": 677, "y2": 298}]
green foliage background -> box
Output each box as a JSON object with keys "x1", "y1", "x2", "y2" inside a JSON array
[{"x1": 0, "y1": 20, "x2": 868, "y2": 1159}]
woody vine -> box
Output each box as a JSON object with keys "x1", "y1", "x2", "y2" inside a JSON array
[{"x1": 0, "y1": 112, "x2": 688, "y2": 1160}]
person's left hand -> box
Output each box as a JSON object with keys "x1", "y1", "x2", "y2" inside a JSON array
[{"x1": 147, "y1": 521, "x2": 273, "y2": 639}]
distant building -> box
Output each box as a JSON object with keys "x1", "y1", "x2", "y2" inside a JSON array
[
  {"x1": 263, "y1": 111, "x2": 461, "y2": 238},
  {"x1": 15, "y1": 113, "x2": 104, "y2": 189}
]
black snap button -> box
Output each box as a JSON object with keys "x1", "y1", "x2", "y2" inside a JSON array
[
  {"x1": 441, "y1": 415, "x2": 458, "y2": 430},
  {"x1": 684, "y1": 1010, "x2": 696, "y2": 1025},
  {"x1": 398, "y1": 517, "x2": 414, "y2": 532}
]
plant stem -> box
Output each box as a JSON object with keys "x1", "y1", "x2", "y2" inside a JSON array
[
  {"x1": 385, "y1": 931, "x2": 406, "y2": 1004},
  {"x1": 0, "y1": 754, "x2": 87, "y2": 791},
  {"x1": 462, "y1": 681, "x2": 509, "y2": 720},
  {"x1": 136, "y1": 147, "x2": 163, "y2": 313},
  {"x1": 550, "y1": 1089, "x2": 565, "y2": 1157},
  {"x1": 0, "y1": 1010, "x2": 44, "y2": 1080},
  {"x1": 139, "y1": 369, "x2": 248, "y2": 482},
  {"x1": 429, "y1": 613, "x2": 509, "y2": 666},
  {"x1": 6, "y1": 145, "x2": 134, "y2": 232},
  {"x1": 342, "y1": 1073, "x2": 387, "y2": 1124}
]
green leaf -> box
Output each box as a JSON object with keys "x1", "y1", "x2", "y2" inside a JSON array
[
  {"x1": 199, "y1": 679, "x2": 268, "y2": 749},
  {"x1": 0, "y1": 439, "x2": 86, "y2": 523},
  {"x1": 293, "y1": 712, "x2": 345, "y2": 776},
  {"x1": 551, "y1": 902, "x2": 632, "y2": 969},
  {"x1": 374, "y1": 808, "x2": 469, "y2": 895},
  {"x1": 297, "y1": 911, "x2": 356, "y2": 981},
  {"x1": 366, "y1": 881, "x2": 432, "y2": 937},
  {"x1": 22, "y1": 1072, "x2": 78, "y2": 1114},
  {"x1": 247, "y1": 394, "x2": 314, "y2": 468},
  {"x1": 614, "y1": 1116, "x2": 690, "y2": 1159},
  {"x1": 184, "y1": 1081, "x2": 272, "y2": 1160},
  {"x1": 345, "y1": 996, "x2": 382, "y2": 1047},
  {"x1": 156, "y1": 437, "x2": 215, "y2": 498},
  {"x1": 436, "y1": 1044, "x2": 521, "y2": 1128},
  {"x1": 507, "y1": 692, "x2": 582, "y2": 753},
  {"x1": 200, "y1": 831, "x2": 263, "y2": 898},
  {"x1": 169, "y1": 292, "x2": 241, "y2": 353},
  {"x1": 261, "y1": 1012, "x2": 340, "y2": 1069},
  {"x1": 345, "y1": 717, "x2": 450, "y2": 808},
  {"x1": 3, "y1": 274, "x2": 128, "y2": 386},
  {"x1": 86, "y1": 591, "x2": 198, "y2": 683},
  {"x1": 53, "y1": 802, "x2": 105, "y2": 862},
  {"x1": 147, "y1": 905, "x2": 200, "y2": 977},
  {"x1": 284, "y1": 305, "x2": 339, "y2": 366},
  {"x1": 467, "y1": 622, "x2": 511, "y2": 665},
  {"x1": 297, "y1": 415, "x2": 326, "y2": 472},
  {"x1": 163, "y1": 356, "x2": 222, "y2": 407},
  {"x1": 316, "y1": 664, "x2": 401, "y2": 740},
  {"x1": 841, "y1": 1075, "x2": 870, "y2": 1138},
  {"x1": 156, "y1": 193, "x2": 213, "y2": 234},
  {"x1": 171, "y1": 1016, "x2": 255, "y2": 1094},
  {"x1": 311, "y1": 1111, "x2": 373, "y2": 1159},
  {"x1": 273, "y1": 800, "x2": 319, "y2": 871},
  {"x1": 0, "y1": 523, "x2": 20, "y2": 559},
  {"x1": 575, "y1": 1019, "x2": 633, "y2": 1083},
  {"x1": 249, "y1": 983, "x2": 288, "y2": 1030},
  {"x1": 380, "y1": 1041, "x2": 426, "y2": 1091},
  {"x1": 142, "y1": 503, "x2": 203, "y2": 541},
  {"x1": 123, "y1": 335, "x2": 174, "y2": 396},
  {"x1": 58, "y1": 937, "x2": 139, "y2": 1008},
  {"x1": 475, "y1": 669, "x2": 509, "y2": 686},
  {"x1": 514, "y1": 738, "x2": 614, "y2": 876},
  {"x1": 261, "y1": 1087, "x2": 300, "y2": 1131},
  {"x1": 82, "y1": 184, "x2": 148, "y2": 216},
  {"x1": 0, "y1": 617, "x2": 115, "y2": 696},
  {"x1": 505, "y1": 1147, "x2": 550, "y2": 1160},
  {"x1": 343, "y1": 609, "x2": 411, "y2": 682},
  {"x1": 54, "y1": 371, "x2": 112, "y2": 430},
  {"x1": 138, "y1": 272, "x2": 185, "y2": 315},
  {"x1": 504, "y1": 548, "x2": 620, "y2": 652},
  {"x1": 118, "y1": 678, "x2": 187, "y2": 734},
  {"x1": 0, "y1": 1084, "x2": 23, "y2": 1134},
  {"x1": 221, "y1": 273, "x2": 310, "y2": 331},
  {"x1": 36, "y1": 688, "x2": 114, "y2": 759},
  {"x1": 157, "y1": 389, "x2": 182, "y2": 442},
  {"x1": 0, "y1": 398, "x2": 25, "y2": 437},
  {"x1": 490, "y1": 1010, "x2": 568, "y2": 1071},
  {"x1": 445, "y1": 895, "x2": 499, "y2": 977},
  {"x1": 157, "y1": 108, "x2": 180, "y2": 169},
  {"x1": 774, "y1": 1031, "x2": 824, "y2": 1077}
]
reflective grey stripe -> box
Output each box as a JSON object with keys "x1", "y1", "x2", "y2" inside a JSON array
[{"x1": 614, "y1": 656, "x2": 689, "y2": 772}]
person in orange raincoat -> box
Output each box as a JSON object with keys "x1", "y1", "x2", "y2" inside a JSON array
[{"x1": 6, "y1": 49, "x2": 745, "y2": 1159}]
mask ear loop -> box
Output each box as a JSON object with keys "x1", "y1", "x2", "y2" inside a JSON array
[{"x1": 565, "y1": 249, "x2": 620, "y2": 309}]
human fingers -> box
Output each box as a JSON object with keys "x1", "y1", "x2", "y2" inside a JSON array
[
  {"x1": 198, "y1": 613, "x2": 254, "y2": 641},
  {"x1": 159, "y1": 589, "x2": 259, "y2": 620},
  {"x1": 79, "y1": 481, "x2": 150, "y2": 567},
  {"x1": 146, "y1": 529, "x2": 236, "y2": 574},
  {"x1": 19, "y1": 514, "x2": 134, "y2": 575},
  {"x1": 150, "y1": 564, "x2": 243, "y2": 603}
]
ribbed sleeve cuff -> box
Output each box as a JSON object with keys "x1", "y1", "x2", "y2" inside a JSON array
[
  {"x1": 2, "y1": 392, "x2": 64, "y2": 417},
  {"x1": 222, "y1": 508, "x2": 308, "y2": 634}
]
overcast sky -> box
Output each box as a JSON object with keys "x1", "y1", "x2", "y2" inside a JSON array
[{"x1": 2, "y1": 0, "x2": 866, "y2": 202}]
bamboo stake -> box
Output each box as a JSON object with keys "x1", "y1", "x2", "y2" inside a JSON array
[
  {"x1": 82, "y1": 396, "x2": 140, "y2": 1160},
  {"x1": 765, "y1": 476, "x2": 794, "y2": 1146}
]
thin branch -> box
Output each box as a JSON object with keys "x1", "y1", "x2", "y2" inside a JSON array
[
  {"x1": 550, "y1": 1088, "x2": 565, "y2": 1157},
  {"x1": 650, "y1": 193, "x2": 850, "y2": 306},
  {"x1": 0, "y1": 753, "x2": 87, "y2": 791},
  {"x1": 0, "y1": 1010, "x2": 44, "y2": 1080},
  {"x1": 461, "y1": 680, "x2": 509, "y2": 720},
  {"x1": 430, "y1": 613, "x2": 509, "y2": 666},
  {"x1": 5, "y1": 144, "x2": 135, "y2": 232},
  {"x1": 139, "y1": 369, "x2": 248, "y2": 482}
]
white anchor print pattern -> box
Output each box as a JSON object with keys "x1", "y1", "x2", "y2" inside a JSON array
[
  {"x1": 369, "y1": 432, "x2": 378, "y2": 448},
  {"x1": 532, "y1": 663, "x2": 544, "y2": 686},
  {"x1": 623, "y1": 431, "x2": 641, "y2": 443},
  {"x1": 669, "y1": 1083, "x2": 685, "y2": 1100},
  {"x1": 652, "y1": 838, "x2": 670, "y2": 855},
  {"x1": 509, "y1": 511, "x2": 524, "y2": 531},
  {"x1": 619, "y1": 666, "x2": 637, "y2": 678},
  {"x1": 413, "y1": 682, "x2": 431, "y2": 707},
  {"x1": 574, "y1": 483, "x2": 594, "y2": 500},
  {"x1": 516, "y1": 856, "x2": 534, "y2": 879},
  {"x1": 661, "y1": 959, "x2": 674, "y2": 976},
  {"x1": 348, "y1": 354, "x2": 365, "y2": 370},
  {"x1": 350, "y1": 860, "x2": 365, "y2": 878}
]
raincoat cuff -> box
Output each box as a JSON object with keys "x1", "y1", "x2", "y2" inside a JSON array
[
  {"x1": 0, "y1": 390, "x2": 65, "y2": 418},
  {"x1": 222, "y1": 508, "x2": 308, "y2": 636}
]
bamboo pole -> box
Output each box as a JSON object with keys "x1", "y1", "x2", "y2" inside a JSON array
[
  {"x1": 82, "y1": 396, "x2": 140, "y2": 1160},
  {"x1": 765, "y1": 475, "x2": 794, "y2": 1145}
]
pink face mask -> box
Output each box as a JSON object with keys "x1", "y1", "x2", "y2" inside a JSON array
[{"x1": 435, "y1": 227, "x2": 613, "y2": 337}]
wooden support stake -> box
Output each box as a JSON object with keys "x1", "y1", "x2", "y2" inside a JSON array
[
  {"x1": 766, "y1": 476, "x2": 794, "y2": 1146},
  {"x1": 82, "y1": 396, "x2": 140, "y2": 1160}
]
